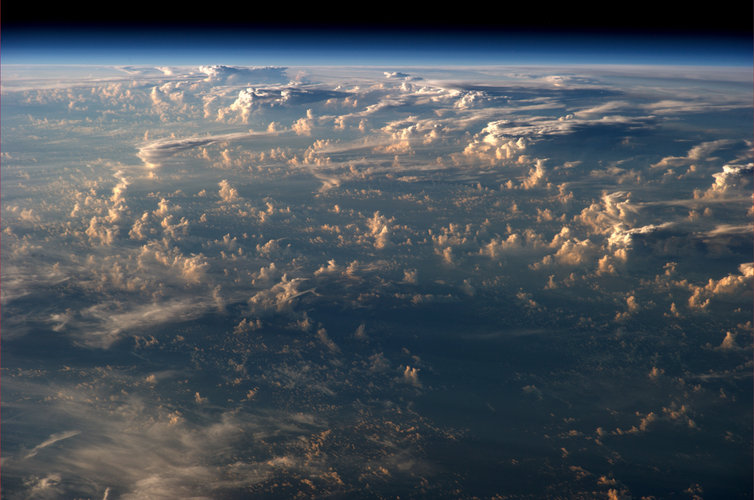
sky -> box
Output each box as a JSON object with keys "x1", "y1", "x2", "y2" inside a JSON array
[
  {"x1": 2, "y1": 28, "x2": 752, "y2": 67},
  {"x1": 1, "y1": 0, "x2": 752, "y2": 67}
]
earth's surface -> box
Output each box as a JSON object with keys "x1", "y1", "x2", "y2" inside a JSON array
[{"x1": 1, "y1": 60, "x2": 752, "y2": 498}]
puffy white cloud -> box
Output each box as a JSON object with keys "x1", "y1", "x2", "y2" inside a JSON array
[
  {"x1": 402, "y1": 269, "x2": 418, "y2": 284},
  {"x1": 137, "y1": 241, "x2": 208, "y2": 284},
  {"x1": 462, "y1": 120, "x2": 529, "y2": 164},
  {"x1": 454, "y1": 90, "x2": 492, "y2": 109},
  {"x1": 521, "y1": 159, "x2": 548, "y2": 189},
  {"x1": 248, "y1": 275, "x2": 314, "y2": 316},
  {"x1": 551, "y1": 237, "x2": 599, "y2": 266},
  {"x1": 383, "y1": 72, "x2": 413, "y2": 79},
  {"x1": 574, "y1": 191, "x2": 643, "y2": 257},
  {"x1": 219, "y1": 87, "x2": 346, "y2": 123},
  {"x1": 481, "y1": 229, "x2": 545, "y2": 258},
  {"x1": 615, "y1": 295, "x2": 640, "y2": 321},
  {"x1": 292, "y1": 111, "x2": 314, "y2": 136},
  {"x1": 198, "y1": 65, "x2": 288, "y2": 84},
  {"x1": 470, "y1": 113, "x2": 651, "y2": 155},
  {"x1": 366, "y1": 211, "x2": 393, "y2": 250},
  {"x1": 218, "y1": 179, "x2": 240, "y2": 203},
  {"x1": 85, "y1": 216, "x2": 118, "y2": 246},
  {"x1": 401, "y1": 366, "x2": 422, "y2": 388},
  {"x1": 687, "y1": 262, "x2": 753, "y2": 309},
  {"x1": 606, "y1": 222, "x2": 673, "y2": 251},
  {"x1": 252, "y1": 262, "x2": 280, "y2": 285},
  {"x1": 702, "y1": 163, "x2": 753, "y2": 197},
  {"x1": 314, "y1": 259, "x2": 342, "y2": 276}
]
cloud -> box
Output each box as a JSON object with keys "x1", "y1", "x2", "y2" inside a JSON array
[
  {"x1": 714, "y1": 331, "x2": 742, "y2": 351},
  {"x1": 401, "y1": 366, "x2": 422, "y2": 388},
  {"x1": 573, "y1": 100, "x2": 631, "y2": 117},
  {"x1": 701, "y1": 224, "x2": 753, "y2": 238},
  {"x1": 137, "y1": 241, "x2": 209, "y2": 284},
  {"x1": 521, "y1": 158, "x2": 548, "y2": 189},
  {"x1": 702, "y1": 163, "x2": 754, "y2": 197},
  {"x1": 651, "y1": 139, "x2": 739, "y2": 170},
  {"x1": 61, "y1": 296, "x2": 214, "y2": 348},
  {"x1": 551, "y1": 237, "x2": 599, "y2": 266},
  {"x1": 314, "y1": 259, "x2": 342, "y2": 276},
  {"x1": 472, "y1": 113, "x2": 653, "y2": 149},
  {"x1": 454, "y1": 90, "x2": 492, "y2": 109},
  {"x1": 218, "y1": 179, "x2": 240, "y2": 203},
  {"x1": 316, "y1": 327, "x2": 340, "y2": 353},
  {"x1": 481, "y1": 229, "x2": 546, "y2": 258},
  {"x1": 5, "y1": 60, "x2": 753, "y2": 499},
  {"x1": 248, "y1": 275, "x2": 315, "y2": 316},
  {"x1": 354, "y1": 323, "x2": 368, "y2": 340},
  {"x1": 641, "y1": 98, "x2": 749, "y2": 115},
  {"x1": 1, "y1": 262, "x2": 70, "y2": 306},
  {"x1": 137, "y1": 132, "x2": 261, "y2": 168},
  {"x1": 220, "y1": 86, "x2": 346, "y2": 122},
  {"x1": 24, "y1": 430, "x2": 81, "y2": 459},
  {"x1": 687, "y1": 262, "x2": 753, "y2": 309},
  {"x1": 366, "y1": 211, "x2": 393, "y2": 249},
  {"x1": 85, "y1": 216, "x2": 118, "y2": 246},
  {"x1": 574, "y1": 191, "x2": 641, "y2": 252},
  {"x1": 383, "y1": 72, "x2": 412, "y2": 79},
  {"x1": 606, "y1": 222, "x2": 674, "y2": 250},
  {"x1": 198, "y1": 65, "x2": 288, "y2": 84},
  {"x1": 4, "y1": 377, "x2": 334, "y2": 499}
]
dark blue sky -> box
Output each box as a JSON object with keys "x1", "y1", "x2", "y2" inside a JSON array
[
  {"x1": 2, "y1": 27, "x2": 752, "y2": 66},
  {"x1": 2, "y1": 0, "x2": 752, "y2": 66}
]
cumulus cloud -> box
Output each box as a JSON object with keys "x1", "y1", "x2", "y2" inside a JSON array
[
  {"x1": 521, "y1": 158, "x2": 548, "y2": 189},
  {"x1": 401, "y1": 366, "x2": 422, "y2": 388},
  {"x1": 714, "y1": 331, "x2": 742, "y2": 351},
  {"x1": 469, "y1": 113, "x2": 652, "y2": 154},
  {"x1": 550, "y1": 236, "x2": 599, "y2": 266},
  {"x1": 218, "y1": 179, "x2": 240, "y2": 203},
  {"x1": 383, "y1": 72, "x2": 412, "y2": 79},
  {"x1": 198, "y1": 65, "x2": 288, "y2": 84},
  {"x1": 137, "y1": 242, "x2": 209, "y2": 284},
  {"x1": 481, "y1": 229, "x2": 545, "y2": 258},
  {"x1": 248, "y1": 275, "x2": 315, "y2": 316},
  {"x1": 220, "y1": 87, "x2": 345, "y2": 122},
  {"x1": 85, "y1": 216, "x2": 118, "y2": 245},
  {"x1": 366, "y1": 211, "x2": 393, "y2": 249},
  {"x1": 701, "y1": 163, "x2": 753, "y2": 197},
  {"x1": 687, "y1": 262, "x2": 753, "y2": 310},
  {"x1": 454, "y1": 90, "x2": 492, "y2": 109}
]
